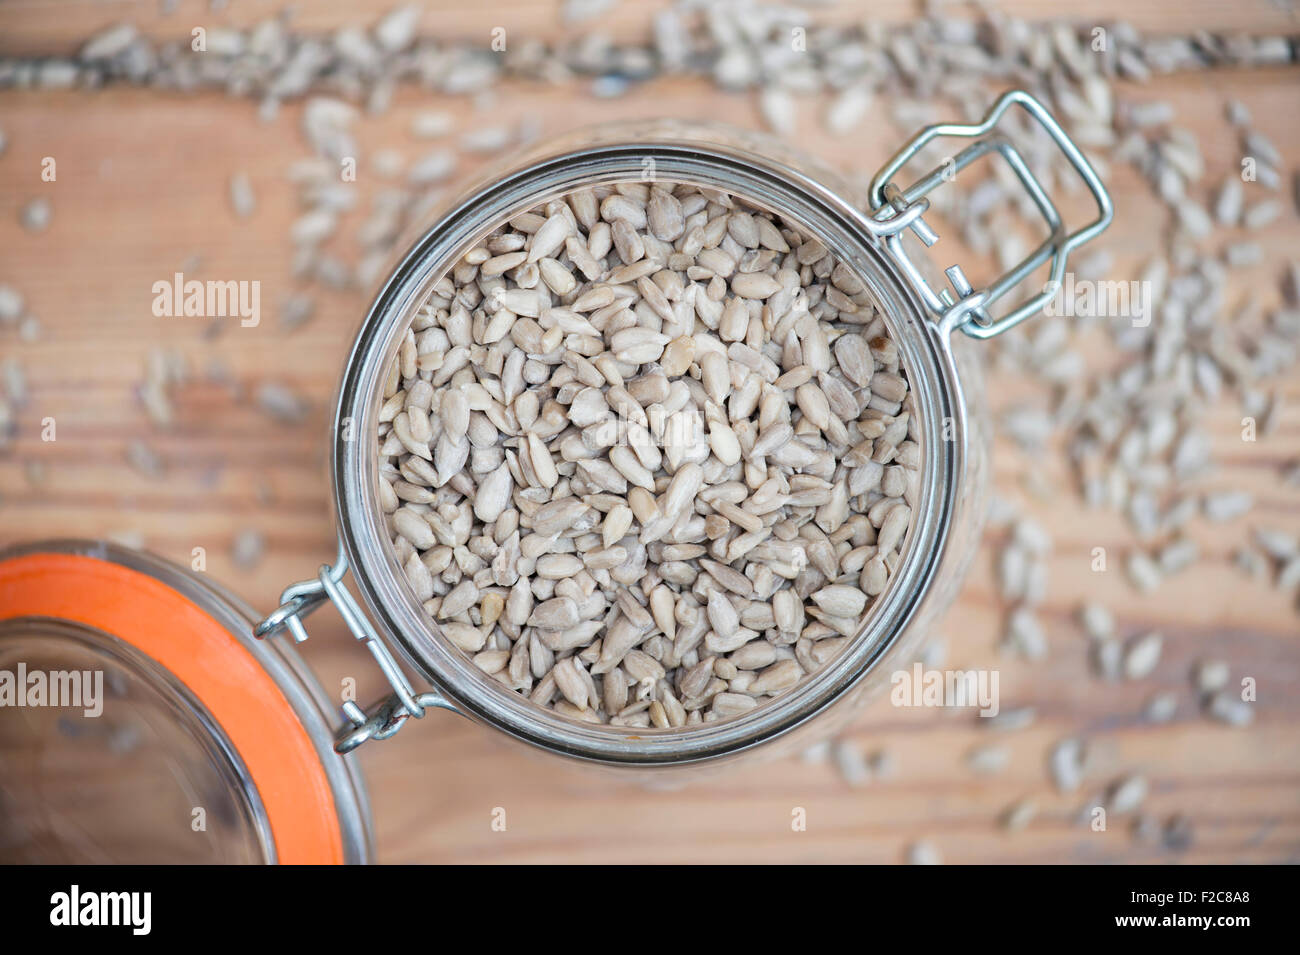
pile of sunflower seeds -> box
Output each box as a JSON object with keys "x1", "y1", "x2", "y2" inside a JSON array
[
  {"x1": 375, "y1": 183, "x2": 919, "y2": 726},
  {"x1": 7, "y1": 3, "x2": 1296, "y2": 104}
]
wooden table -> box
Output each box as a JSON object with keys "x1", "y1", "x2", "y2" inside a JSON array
[{"x1": 1, "y1": 1, "x2": 1297, "y2": 863}]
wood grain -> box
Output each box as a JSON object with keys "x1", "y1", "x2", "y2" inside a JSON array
[
  {"x1": 0, "y1": 1, "x2": 1297, "y2": 864},
  {"x1": 2, "y1": 0, "x2": 1297, "y2": 54}
]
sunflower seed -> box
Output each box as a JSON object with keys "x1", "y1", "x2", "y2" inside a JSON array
[
  {"x1": 1108, "y1": 775, "x2": 1148, "y2": 813},
  {"x1": 528, "y1": 597, "x2": 581, "y2": 632},
  {"x1": 1077, "y1": 603, "x2": 1114, "y2": 641},
  {"x1": 1202, "y1": 490, "x2": 1253, "y2": 522},
  {"x1": 966, "y1": 745, "x2": 1010, "y2": 775},
  {"x1": 1000, "y1": 799, "x2": 1037, "y2": 831},
  {"x1": 20, "y1": 198, "x2": 51, "y2": 232},
  {"x1": 1123, "y1": 631, "x2": 1163, "y2": 680},
  {"x1": 905, "y1": 841, "x2": 942, "y2": 865},
  {"x1": 1144, "y1": 692, "x2": 1178, "y2": 723},
  {"x1": 232, "y1": 528, "x2": 264, "y2": 569},
  {"x1": 831, "y1": 738, "x2": 871, "y2": 786},
  {"x1": 1049, "y1": 738, "x2": 1086, "y2": 793},
  {"x1": 1205, "y1": 689, "x2": 1253, "y2": 727},
  {"x1": 1192, "y1": 659, "x2": 1229, "y2": 695}
]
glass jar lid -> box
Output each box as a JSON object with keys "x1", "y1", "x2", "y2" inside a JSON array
[{"x1": 0, "y1": 540, "x2": 371, "y2": 864}]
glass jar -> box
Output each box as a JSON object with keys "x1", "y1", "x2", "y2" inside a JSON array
[
  {"x1": 0, "y1": 540, "x2": 371, "y2": 863},
  {"x1": 324, "y1": 89, "x2": 1112, "y2": 765},
  {"x1": 0, "y1": 90, "x2": 1111, "y2": 862}
]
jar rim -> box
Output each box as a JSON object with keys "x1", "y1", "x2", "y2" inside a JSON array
[
  {"x1": 0, "y1": 538, "x2": 374, "y2": 861},
  {"x1": 334, "y1": 126, "x2": 968, "y2": 766}
]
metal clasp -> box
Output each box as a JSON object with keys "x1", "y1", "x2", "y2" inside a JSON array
[
  {"x1": 865, "y1": 89, "x2": 1114, "y2": 340},
  {"x1": 335, "y1": 690, "x2": 451, "y2": 754},
  {"x1": 255, "y1": 540, "x2": 444, "y2": 753}
]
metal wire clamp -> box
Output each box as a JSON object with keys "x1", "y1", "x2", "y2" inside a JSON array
[
  {"x1": 864, "y1": 88, "x2": 1114, "y2": 340},
  {"x1": 254, "y1": 540, "x2": 443, "y2": 753}
]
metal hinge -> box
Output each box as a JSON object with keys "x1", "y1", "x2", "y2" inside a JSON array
[
  {"x1": 864, "y1": 89, "x2": 1114, "y2": 340},
  {"x1": 254, "y1": 540, "x2": 448, "y2": 753}
]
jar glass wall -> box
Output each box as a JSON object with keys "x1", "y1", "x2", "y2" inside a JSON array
[
  {"x1": 0, "y1": 618, "x2": 272, "y2": 863},
  {"x1": 332, "y1": 121, "x2": 990, "y2": 768}
]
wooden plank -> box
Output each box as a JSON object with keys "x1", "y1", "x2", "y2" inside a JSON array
[
  {"x1": 1, "y1": 0, "x2": 1297, "y2": 56},
  {"x1": 0, "y1": 2, "x2": 1298, "y2": 864}
]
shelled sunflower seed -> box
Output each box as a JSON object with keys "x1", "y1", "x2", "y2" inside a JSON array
[
  {"x1": 232, "y1": 527, "x2": 265, "y2": 569},
  {"x1": 1143, "y1": 692, "x2": 1178, "y2": 723},
  {"x1": 137, "y1": 346, "x2": 188, "y2": 428},
  {"x1": 982, "y1": 705, "x2": 1037, "y2": 732},
  {"x1": 1000, "y1": 798, "x2": 1037, "y2": 831},
  {"x1": 1205, "y1": 688, "x2": 1254, "y2": 727},
  {"x1": 1202, "y1": 489, "x2": 1253, "y2": 522},
  {"x1": 255, "y1": 381, "x2": 311, "y2": 424},
  {"x1": 228, "y1": 172, "x2": 256, "y2": 219},
  {"x1": 374, "y1": 183, "x2": 920, "y2": 725},
  {"x1": 1231, "y1": 546, "x2": 1270, "y2": 582},
  {"x1": 869, "y1": 747, "x2": 894, "y2": 779},
  {"x1": 279, "y1": 292, "x2": 315, "y2": 331},
  {"x1": 1123, "y1": 630, "x2": 1163, "y2": 680},
  {"x1": 0, "y1": 397, "x2": 13, "y2": 450},
  {"x1": 1162, "y1": 814, "x2": 1194, "y2": 852},
  {"x1": 1092, "y1": 636, "x2": 1123, "y2": 681},
  {"x1": 966, "y1": 744, "x2": 1010, "y2": 775},
  {"x1": 799, "y1": 739, "x2": 831, "y2": 764},
  {"x1": 1192, "y1": 658, "x2": 1230, "y2": 695},
  {"x1": 1, "y1": 357, "x2": 26, "y2": 409},
  {"x1": 1048, "y1": 737, "x2": 1087, "y2": 793},
  {"x1": 995, "y1": 514, "x2": 1052, "y2": 660},
  {"x1": 20, "y1": 198, "x2": 51, "y2": 232},
  {"x1": 831, "y1": 738, "x2": 872, "y2": 787},
  {"x1": 905, "y1": 840, "x2": 942, "y2": 865},
  {"x1": 1003, "y1": 605, "x2": 1048, "y2": 660},
  {"x1": 125, "y1": 439, "x2": 164, "y2": 478},
  {"x1": 1107, "y1": 774, "x2": 1149, "y2": 813},
  {"x1": 0, "y1": 285, "x2": 23, "y2": 325},
  {"x1": 1076, "y1": 602, "x2": 1114, "y2": 642}
]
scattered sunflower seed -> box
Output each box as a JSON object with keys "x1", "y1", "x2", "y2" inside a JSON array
[
  {"x1": 1143, "y1": 692, "x2": 1178, "y2": 723},
  {"x1": 232, "y1": 527, "x2": 264, "y2": 569},
  {"x1": 1048, "y1": 737, "x2": 1086, "y2": 793},
  {"x1": 20, "y1": 198, "x2": 51, "y2": 232},
  {"x1": 1123, "y1": 631, "x2": 1164, "y2": 680},
  {"x1": 905, "y1": 840, "x2": 942, "y2": 865},
  {"x1": 831, "y1": 738, "x2": 871, "y2": 787},
  {"x1": 1162, "y1": 813, "x2": 1194, "y2": 852},
  {"x1": 1107, "y1": 774, "x2": 1148, "y2": 814},
  {"x1": 125, "y1": 439, "x2": 164, "y2": 477},
  {"x1": 1000, "y1": 798, "x2": 1037, "y2": 831},
  {"x1": 966, "y1": 744, "x2": 1010, "y2": 775},
  {"x1": 1205, "y1": 689, "x2": 1254, "y2": 727},
  {"x1": 229, "y1": 172, "x2": 256, "y2": 218},
  {"x1": 0, "y1": 286, "x2": 23, "y2": 324},
  {"x1": 255, "y1": 381, "x2": 310, "y2": 424},
  {"x1": 984, "y1": 706, "x2": 1037, "y2": 732},
  {"x1": 1192, "y1": 659, "x2": 1230, "y2": 695}
]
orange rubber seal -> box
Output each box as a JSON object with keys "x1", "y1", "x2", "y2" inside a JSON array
[{"x1": 0, "y1": 552, "x2": 344, "y2": 864}]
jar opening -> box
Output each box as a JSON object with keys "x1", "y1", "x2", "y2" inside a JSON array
[{"x1": 335, "y1": 128, "x2": 965, "y2": 765}]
